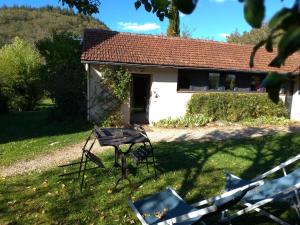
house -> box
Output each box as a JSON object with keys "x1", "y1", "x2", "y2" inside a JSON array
[{"x1": 81, "y1": 29, "x2": 300, "y2": 125}]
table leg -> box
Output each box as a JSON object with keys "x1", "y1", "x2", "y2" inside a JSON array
[{"x1": 114, "y1": 153, "x2": 132, "y2": 189}]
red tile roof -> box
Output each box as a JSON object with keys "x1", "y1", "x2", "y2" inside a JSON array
[{"x1": 81, "y1": 29, "x2": 300, "y2": 74}]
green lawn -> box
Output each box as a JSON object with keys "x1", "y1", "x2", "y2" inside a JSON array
[
  {"x1": 1, "y1": 133, "x2": 300, "y2": 224},
  {"x1": 0, "y1": 99, "x2": 92, "y2": 166}
]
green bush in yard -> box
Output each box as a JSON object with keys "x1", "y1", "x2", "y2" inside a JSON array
[
  {"x1": 154, "y1": 114, "x2": 213, "y2": 128},
  {"x1": 0, "y1": 37, "x2": 42, "y2": 111},
  {"x1": 187, "y1": 93, "x2": 288, "y2": 122}
]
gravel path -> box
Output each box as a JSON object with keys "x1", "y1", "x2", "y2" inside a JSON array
[{"x1": 1, "y1": 125, "x2": 300, "y2": 177}]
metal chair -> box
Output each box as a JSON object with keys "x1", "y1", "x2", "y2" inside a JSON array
[
  {"x1": 59, "y1": 128, "x2": 105, "y2": 191},
  {"x1": 129, "y1": 181, "x2": 262, "y2": 225},
  {"x1": 130, "y1": 125, "x2": 157, "y2": 178}
]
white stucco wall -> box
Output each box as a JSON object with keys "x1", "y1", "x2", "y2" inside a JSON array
[
  {"x1": 148, "y1": 68, "x2": 192, "y2": 124},
  {"x1": 290, "y1": 76, "x2": 300, "y2": 120},
  {"x1": 86, "y1": 64, "x2": 130, "y2": 123},
  {"x1": 127, "y1": 67, "x2": 193, "y2": 124},
  {"x1": 87, "y1": 64, "x2": 192, "y2": 125}
]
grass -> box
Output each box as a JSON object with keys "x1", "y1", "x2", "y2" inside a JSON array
[
  {"x1": 0, "y1": 99, "x2": 92, "y2": 166},
  {"x1": 1, "y1": 132, "x2": 300, "y2": 224}
]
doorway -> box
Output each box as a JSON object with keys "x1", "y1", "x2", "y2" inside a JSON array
[{"x1": 130, "y1": 74, "x2": 150, "y2": 124}]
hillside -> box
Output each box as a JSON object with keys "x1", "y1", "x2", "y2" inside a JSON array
[{"x1": 0, "y1": 6, "x2": 109, "y2": 46}]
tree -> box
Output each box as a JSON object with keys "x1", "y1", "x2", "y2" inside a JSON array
[
  {"x1": 181, "y1": 24, "x2": 196, "y2": 38},
  {"x1": 0, "y1": 37, "x2": 42, "y2": 111},
  {"x1": 227, "y1": 24, "x2": 273, "y2": 45},
  {"x1": 167, "y1": 0, "x2": 180, "y2": 37},
  {"x1": 36, "y1": 32, "x2": 86, "y2": 118},
  {"x1": 134, "y1": 0, "x2": 300, "y2": 102},
  {"x1": 59, "y1": 0, "x2": 100, "y2": 15},
  {"x1": 0, "y1": 6, "x2": 109, "y2": 46}
]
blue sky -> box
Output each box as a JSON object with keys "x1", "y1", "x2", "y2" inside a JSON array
[{"x1": 0, "y1": 0, "x2": 295, "y2": 41}]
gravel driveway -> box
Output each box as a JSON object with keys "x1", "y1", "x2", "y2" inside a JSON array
[{"x1": 1, "y1": 125, "x2": 300, "y2": 177}]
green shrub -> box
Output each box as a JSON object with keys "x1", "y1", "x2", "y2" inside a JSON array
[
  {"x1": 154, "y1": 114, "x2": 213, "y2": 128},
  {"x1": 187, "y1": 93, "x2": 287, "y2": 122},
  {"x1": 241, "y1": 116, "x2": 291, "y2": 126},
  {"x1": 0, "y1": 37, "x2": 42, "y2": 111}
]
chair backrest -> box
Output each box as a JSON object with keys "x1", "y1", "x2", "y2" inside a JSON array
[
  {"x1": 84, "y1": 150, "x2": 105, "y2": 168},
  {"x1": 214, "y1": 184, "x2": 258, "y2": 211}
]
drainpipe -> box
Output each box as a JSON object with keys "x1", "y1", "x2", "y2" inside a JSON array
[{"x1": 87, "y1": 64, "x2": 90, "y2": 121}]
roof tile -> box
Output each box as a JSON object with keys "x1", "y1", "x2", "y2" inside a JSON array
[{"x1": 81, "y1": 29, "x2": 300, "y2": 74}]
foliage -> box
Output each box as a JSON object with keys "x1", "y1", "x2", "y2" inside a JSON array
[
  {"x1": 92, "y1": 66, "x2": 131, "y2": 126},
  {"x1": 100, "y1": 66, "x2": 132, "y2": 103},
  {"x1": 0, "y1": 99, "x2": 91, "y2": 166},
  {"x1": 227, "y1": 24, "x2": 274, "y2": 45},
  {"x1": 167, "y1": 0, "x2": 180, "y2": 37},
  {"x1": 36, "y1": 33, "x2": 87, "y2": 119},
  {"x1": 1, "y1": 133, "x2": 300, "y2": 224},
  {"x1": 187, "y1": 93, "x2": 287, "y2": 122},
  {"x1": 241, "y1": 116, "x2": 291, "y2": 126},
  {"x1": 154, "y1": 114, "x2": 213, "y2": 128},
  {"x1": 0, "y1": 37, "x2": 42, "y2": 111},
  {"x1": 60, "y1": 0, "x2": 100, "y2": 15},
  {"x1": 0, "y1": 6, "x2": 108, "y2": 46}
]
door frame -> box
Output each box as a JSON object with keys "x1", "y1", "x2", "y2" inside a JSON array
[{"x1": 130, "y1": 73, "x2": 151, "y2": 124}]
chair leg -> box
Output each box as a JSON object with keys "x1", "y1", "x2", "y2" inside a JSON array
[
  {"x1": 151, "y1": 147, "x2": 157, "y2": 178},
  {"x1": 78, "y1": 150, "x2": 85, "y2": 178},
  {"x1": 145, "y1": 157, "x2": 149, "y2": 173},
  {"x1": 80, "y1": 156, "x2": 88, "y2": 192}
]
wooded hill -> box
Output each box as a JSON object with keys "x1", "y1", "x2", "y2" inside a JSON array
[{"x1": 0, "y1": 6, "x2": 109, "y2": 46}]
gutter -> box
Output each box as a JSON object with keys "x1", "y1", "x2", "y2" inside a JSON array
[{"x1": 80, "y1": 60, "x2": 297, "y2": 75}]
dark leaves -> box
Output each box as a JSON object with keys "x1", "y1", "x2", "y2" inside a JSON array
[
  {"x1": 244, "y1": 0, "x2": 265, "y2": 28},
  {"x1": 134, "y1": 1, "x2": 142, "y2": 10},
  {"x1": 261, "y1": 72, "x2": 288, "y2": 103},
  {"x1": 60, "y1": 0, "x2": 100, "y2": 15},
  {"x1": 276, "y1": 27, "x2": 300, "y2": 65},
  {"x1": 176, "y1": 0, "x2": 198, "y2": 14}
]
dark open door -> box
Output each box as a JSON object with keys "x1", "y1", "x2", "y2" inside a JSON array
[{"x1": 130, "y1": 74, "x2": 150, "y2": 124}]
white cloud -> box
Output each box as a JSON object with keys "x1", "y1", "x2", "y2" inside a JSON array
[
  {"x1": 118, "y1": 22, "x2": 160, "y2": 32},
  {"x1": 220, "y1": 33, "x2": 229, "y2": 38}
]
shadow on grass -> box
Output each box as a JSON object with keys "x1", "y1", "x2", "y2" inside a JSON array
[
  {"x1": 0, "y1": 107, "x2": 91, "y2": 144},
  {"x1": 1, "y1": 131, "x2": 300, "y2": 224}
]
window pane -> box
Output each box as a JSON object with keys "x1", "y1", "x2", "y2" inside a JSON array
[
  {"x1": 250, "y1": 76, "x2": 260, "y2": 91},
  {"x1": 209, "y1": 73, "x2": 220, "y2": 90},
  {"x1": 225, "y1": 74, "x2": 236, "y2": 90}
]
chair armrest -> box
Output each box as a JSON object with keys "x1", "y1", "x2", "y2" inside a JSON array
[{"x1": 191, "y1": 180, "x2": 264, "y2": 208}]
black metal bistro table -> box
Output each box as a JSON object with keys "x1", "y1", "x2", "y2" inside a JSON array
[{"x1": 94, "y1": 127, "x2": 152, "y2": 188}]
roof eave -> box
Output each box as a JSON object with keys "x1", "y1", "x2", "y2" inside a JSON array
[{"x1": 81, "y1": 60, "x2": 295, "y2": 75}]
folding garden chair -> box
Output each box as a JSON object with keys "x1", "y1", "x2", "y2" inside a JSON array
[
  {"x1": 225, "y1": 153, "x2": 300, "y2": 225},
  {"x1": 130, "y1": 124, "x2": 157, "y2": 178},
  {"x1": 59, "y1": 127, "x2": 105, "y2": 191},
  {"x1": 129, "y1": 181, "x2": 263, "y2": 225}
]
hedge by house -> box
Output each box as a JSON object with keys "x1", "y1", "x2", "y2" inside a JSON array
[{"x1": 187, "y1": 93, "x2": 288, "y2": 122}]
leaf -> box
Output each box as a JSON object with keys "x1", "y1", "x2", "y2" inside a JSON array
[
  {"x1": 134, "y1": 1, "x2": 141, "y2": 9},
  {"x1": 176, "y1": 0, "x2": 198, "y2": 14},
  {"x1": 151, "y1": 0, "x2": 169, "y2": 11},
  {"x1": 144, "y1": 2, "x2": 152, "y2": 12},
  {"x1": 250, "y1": 39, "x2": 266, "y2": 67},
  {"x1": 244, "y1": 0, "x2": 265, "y2": 28},
  {"x1": 265, "y1": 37, "x2": 273, "y2": 52},
  {"x1": 261, "y1": 72, "x2": 288, "y2": 103},
  {"x1": 269, "y1": 8, "x2": 292, "y2": 29},
  {"x1": 276, "y1": 27, "x2": 300, "y2": 65}
]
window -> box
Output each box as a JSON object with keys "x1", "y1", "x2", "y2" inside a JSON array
[
  {"x1": 250, "y1": 76, "x2": 260, "y2": 91},
  {"x1": 209, "y1": 73, "x2": 220, "y2": 90},
  {"x1": 225, "y1": 74, "x2": 236, "y2": 90},
  {"x1": 177, "y1": 69, "x2": 208, "y2": 91}
]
